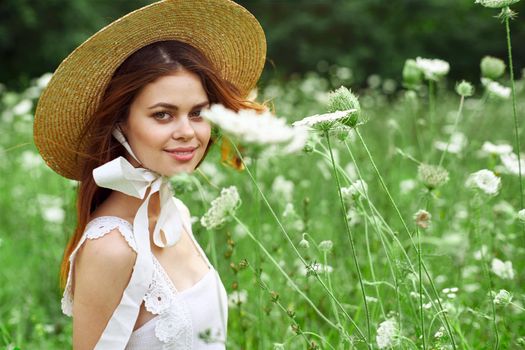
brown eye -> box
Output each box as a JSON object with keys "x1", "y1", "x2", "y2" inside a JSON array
[
  {"x1": 190, "y1": 110, "x2": 203, "y2": 119},
  {"x1": 153, "y1": 111, "x2": 172, "y2": 121}
]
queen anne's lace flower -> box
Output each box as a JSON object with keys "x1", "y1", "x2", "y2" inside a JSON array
[
  {"x1": 414, "y1": 209, "x2": 432, "y2": 229},
  {"x1": 491, "y1": 258, "x2": 515, "y2": 279},
  {"x1": 475, "y1": 0, "x2": 520, "y2": 8},
  {"x1": 292, "y1": 109, "x2": 357, "y2": 130},
  {"x1": 481, "y1": 141, "x2": 513, "y2": 156},
  {"x1": 466, "y1": 169, "x2": 501, "y2": 196},
  {"x1": 482, "y1": 78, "x2": 511, "y2": 99},
  {"x1": 500, "y1": 152, "x2": 525, "y2": 175},
  {"x1": 200, "y1": 186, "x2": 241, "y2": 229},
  {"x1": 493, "y1": 289, "x2": 513, "y2": 306},
  {"x1": 376, "y1": 318, "x2": 400, "y2": 349},
  {"x1": 201, "y1": 104, "x2": 307, "y2": 154},
  {"x1": 480, "y1": 56, "x2": 506, "y2": 79},
  {"x1": 415, "y1": 57, "x2": 450, "y2": 80},
  {"x1": 418, "y1": 163, "x2": 449, "y2": 189}
]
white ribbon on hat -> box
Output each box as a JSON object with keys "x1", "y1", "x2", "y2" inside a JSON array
[{"x1": 91, "y1": 127, "x2": 184, "y2": 349}]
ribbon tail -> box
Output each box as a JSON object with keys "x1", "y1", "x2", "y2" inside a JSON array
[
  {"x1": 94, "y1": 191, "x2": 155, "y2": 349},
  {"x1": 153, "y1": 184, "x2": 183, "y2": 247}
]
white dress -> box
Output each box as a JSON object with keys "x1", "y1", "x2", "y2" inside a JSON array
[{"x1": 61, "y1": 200, "x2": 229, "y2": 349}]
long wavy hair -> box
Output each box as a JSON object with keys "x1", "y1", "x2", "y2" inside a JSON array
[{"x1": 60, "y1": 40, "x2": 266, "y2": 290}]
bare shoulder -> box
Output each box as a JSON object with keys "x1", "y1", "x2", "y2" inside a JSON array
[{"x1": 72, "y1": 228, "x2": 136, "y2": 349}]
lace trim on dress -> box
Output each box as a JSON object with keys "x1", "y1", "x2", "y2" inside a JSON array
[
  {"x1": 61, "y1": 216, "x2": 137, "y2": 316},
  {"x1": 140, "y1": 256, "x2": 193, "y2": 348}
]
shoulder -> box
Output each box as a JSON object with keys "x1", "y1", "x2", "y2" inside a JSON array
[{"x1": 76, "y1": 226, "x2": 137, "y2": 278}]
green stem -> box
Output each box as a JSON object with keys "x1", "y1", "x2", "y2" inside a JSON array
[
  {"x1": 230, "y1": 142, "x2": 368, "y2": 343},
  {"x1": 324, "y1": 130, "x2": 372, "y2": 343},
  {"x1": 354, "y1": 129, "x2": 458, "y2": 350},
  {"x1": 505, "y1": 13, "x2": 524, "y2": 215},
  {"x1": 231, "y1": 215, "x2": 347, "y2": 338},
  {"x1": 438, "y1": 95, "x2": 464, "y2": 167}
]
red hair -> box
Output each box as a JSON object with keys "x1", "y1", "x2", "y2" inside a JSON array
[{"x1": 60, "y1": 40, "x2": 267, "y2": 290}]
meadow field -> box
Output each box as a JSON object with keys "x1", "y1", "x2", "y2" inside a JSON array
[{"x1": 1, "y1": 28, "x2": 525, "y2": 350}]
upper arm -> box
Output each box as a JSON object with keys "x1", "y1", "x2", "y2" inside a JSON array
[{"x1": 72, "y1": 228, "x2": 137, "y2": 350}]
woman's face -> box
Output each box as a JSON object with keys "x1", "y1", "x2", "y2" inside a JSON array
[{"x1": 122, "y1": 68, "x2": 212, "y2": 176}]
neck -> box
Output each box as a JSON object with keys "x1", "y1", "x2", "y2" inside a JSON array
[{"x1": 107, "y1": 189, "x2": 161, "y2": 222}]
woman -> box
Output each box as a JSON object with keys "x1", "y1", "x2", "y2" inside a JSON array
[{"x1": 33, "y1": 0, "x2": 267, "y2": 349}]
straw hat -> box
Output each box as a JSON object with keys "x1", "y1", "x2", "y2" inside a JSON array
[{"x1": 33, "y1": 0, "x2": 266, "y2": 180}]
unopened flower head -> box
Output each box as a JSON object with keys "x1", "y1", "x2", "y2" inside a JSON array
[
  {"x1": 201, "y1": 104, "x2": 307, "y2": 153},
  {"x1": 493, "y1": 289, "x2": 513, "y2": 306},
  {"x1": 415, "y1": 57, "x2": 450, "y2": 81},
  {"x1": 482, "y1": 78, "x2": 511, "y2": 99},
  {"x1": 456, "y1": 80, "x2": 474, "y2": 97},
  {"x1": 491, "y1": 258, "x2": 515, "y2": 279},
  {"x1": 376, "y1": 318, "x2": 400, "y2": 349},
  {"x1": 403, "y1": 59, "x2": 423, "y2": 89},
  {"x1": 200, "y1": 186, "x2": 241, "y2": 229},
  {"x1": 475, "y1": 0, "x2": 520, "y2": 8},
  {"x1": 414, "y1": 209, "x2": 432, "y2": 229},
  {"x1": 480, "y1": 56, "x2": 506, "y2": 79},
  {"x1": 418, "y1": 163, "x2": 450, "y2": 190},
  {"x1": 328, "y1": 86, "x2": 361, "y2": 121},
  {"x1": 319, "y1": 240, "x2": 334, "y2": 252},
  {"x1": 292, "y1": 109, "x2": 357, "y2": 132},
  {"x1": 466, "y1": 169, "x2": 501, "y2": 196}
]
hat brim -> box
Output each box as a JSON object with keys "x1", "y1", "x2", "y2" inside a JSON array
[{"x1": 34, "y1": 0, "x2": 266, "y2": 180}]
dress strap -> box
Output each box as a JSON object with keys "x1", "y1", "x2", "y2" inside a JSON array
[{"x1": 61, "y1": 216, "x2": 137, "y2": 317}]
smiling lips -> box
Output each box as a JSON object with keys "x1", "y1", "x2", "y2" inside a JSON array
[{"x1": 165, "y1": 146, "x2": 197, "y2": 161}]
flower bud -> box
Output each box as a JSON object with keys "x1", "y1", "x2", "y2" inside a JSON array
[
  {"x1": 493, "y1": 289, "x2": 513, "y2": 306},
  {"x1": 480, "y1": 56, "x2": 506, "y2": 79},
  {"x1": 455, "y1": 80, "x2": 474, "y2": 97},
  {"x1": 318, "y1": 240, "x2": 333, "y2": 252},
  {"x1": 418, "y1": 163, "x2": 450, "y2": 190},
  {"x1": 402, "y1": 59, "x2": 423, "y2": 89},
  {"x1": 327, "y1": 86, "x2": 361, "y2": 122},
  {"x1": 413, "y1": 209, "x2": 432, "y2": 229}
]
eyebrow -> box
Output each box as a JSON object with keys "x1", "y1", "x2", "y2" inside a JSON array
[{"x1": 148, "y1": 101, "x2": 210, "y2": 110}]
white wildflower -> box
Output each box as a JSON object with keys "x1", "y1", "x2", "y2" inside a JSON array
[
  {"x1": 475, "y1": 0, "x2": 520, "y2": 8},
  {"x1": 42, "y1": 207, "x2": 65, "y2": 224},
  {"x1": 200, "y1": 186, "x2": 241, "y2": 229},
  {"x1": 434, "y1": 326, "x2": 445, "y2": 339},
  {"x1": 517, "y1": 209, "x2": 525, "y2": 223},
  {"x1": 271, "y1": 176, "x2": 294, "y2": 203},
  {"x1": 474, "y1": 245, "x2": 489, "y2": 260},
  {"x1": 493, "y1": 289, "x2": 513, "y2": 306},
  {"x1": 415, "y1": 57, "x2": 450, "y2": 80},
  {"x1": 465, "y1": 169, "x2": 501, "y2": 196},
  {"x1": 273, "y1": 343, "x2": 285, "y2": 350},
  {"x1": 481, "y1": 141, "x2": 513, "y2": 156},
  {"x1": 500, "y1": 152, "x2": 525, "y2": 175},
  {"x1": 228, "y1": 289, "x2": 248, "y2": 308},
  {"x1": 318, "y1": 240, "x2": 333, "y2": 252},
  {"x1": 19, "y1": 150, "x2": 44, "y2": 170},
  {"x1": 36, "y1": 72, "x2": 53, "y2": 89},
  {"x1": 341, "y1": 179, "x2": 368, "y2": 201},
  {"x1": 482, "y1": 78, "x2": 511, "y2": 99},
  {"x1": 376, "y1": 318, "x2": 400, "y2": 349},
  {"x1": 399, "y1": 179, "x2": 417, "y2": 194},
  {"x1": 491, "y1": 258, "x2": 515, "y2": 279},
  {"x1": 201, "y1": 104, "x2": 307, "y2": 153},
  {"x1": 434, "y1": 132, "x2": 467, "y2": 154},
  {"x1": 292, "y1": 109, "x2": 357, "y2": 130},
  {"x1": 12, "y1": 99, "x2": 33, "y2": 115},
  {"x1": 300, "y1": 262, "x2": 333, "y2": 276}
]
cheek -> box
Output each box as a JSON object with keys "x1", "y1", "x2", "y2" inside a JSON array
[{"x1": 196, "y1": 122, "x2": 212, "y2": 145}]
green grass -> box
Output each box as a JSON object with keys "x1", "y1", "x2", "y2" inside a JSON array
[{"x1": 1, "y1": 66, "x2": 524, "y2": 349}]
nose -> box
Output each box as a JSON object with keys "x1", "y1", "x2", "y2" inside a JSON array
[{"x1": 172, "y1": 114, "x2": 195, "y2": 140}]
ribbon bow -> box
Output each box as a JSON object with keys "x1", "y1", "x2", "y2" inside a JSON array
[{"x1": 90, "y1": 127, "x2": 185, "y2": 349}]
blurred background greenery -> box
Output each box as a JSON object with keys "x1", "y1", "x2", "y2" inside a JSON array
[{"x1": 1, "y1": 0, "x2": 524, "y2": 91}]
